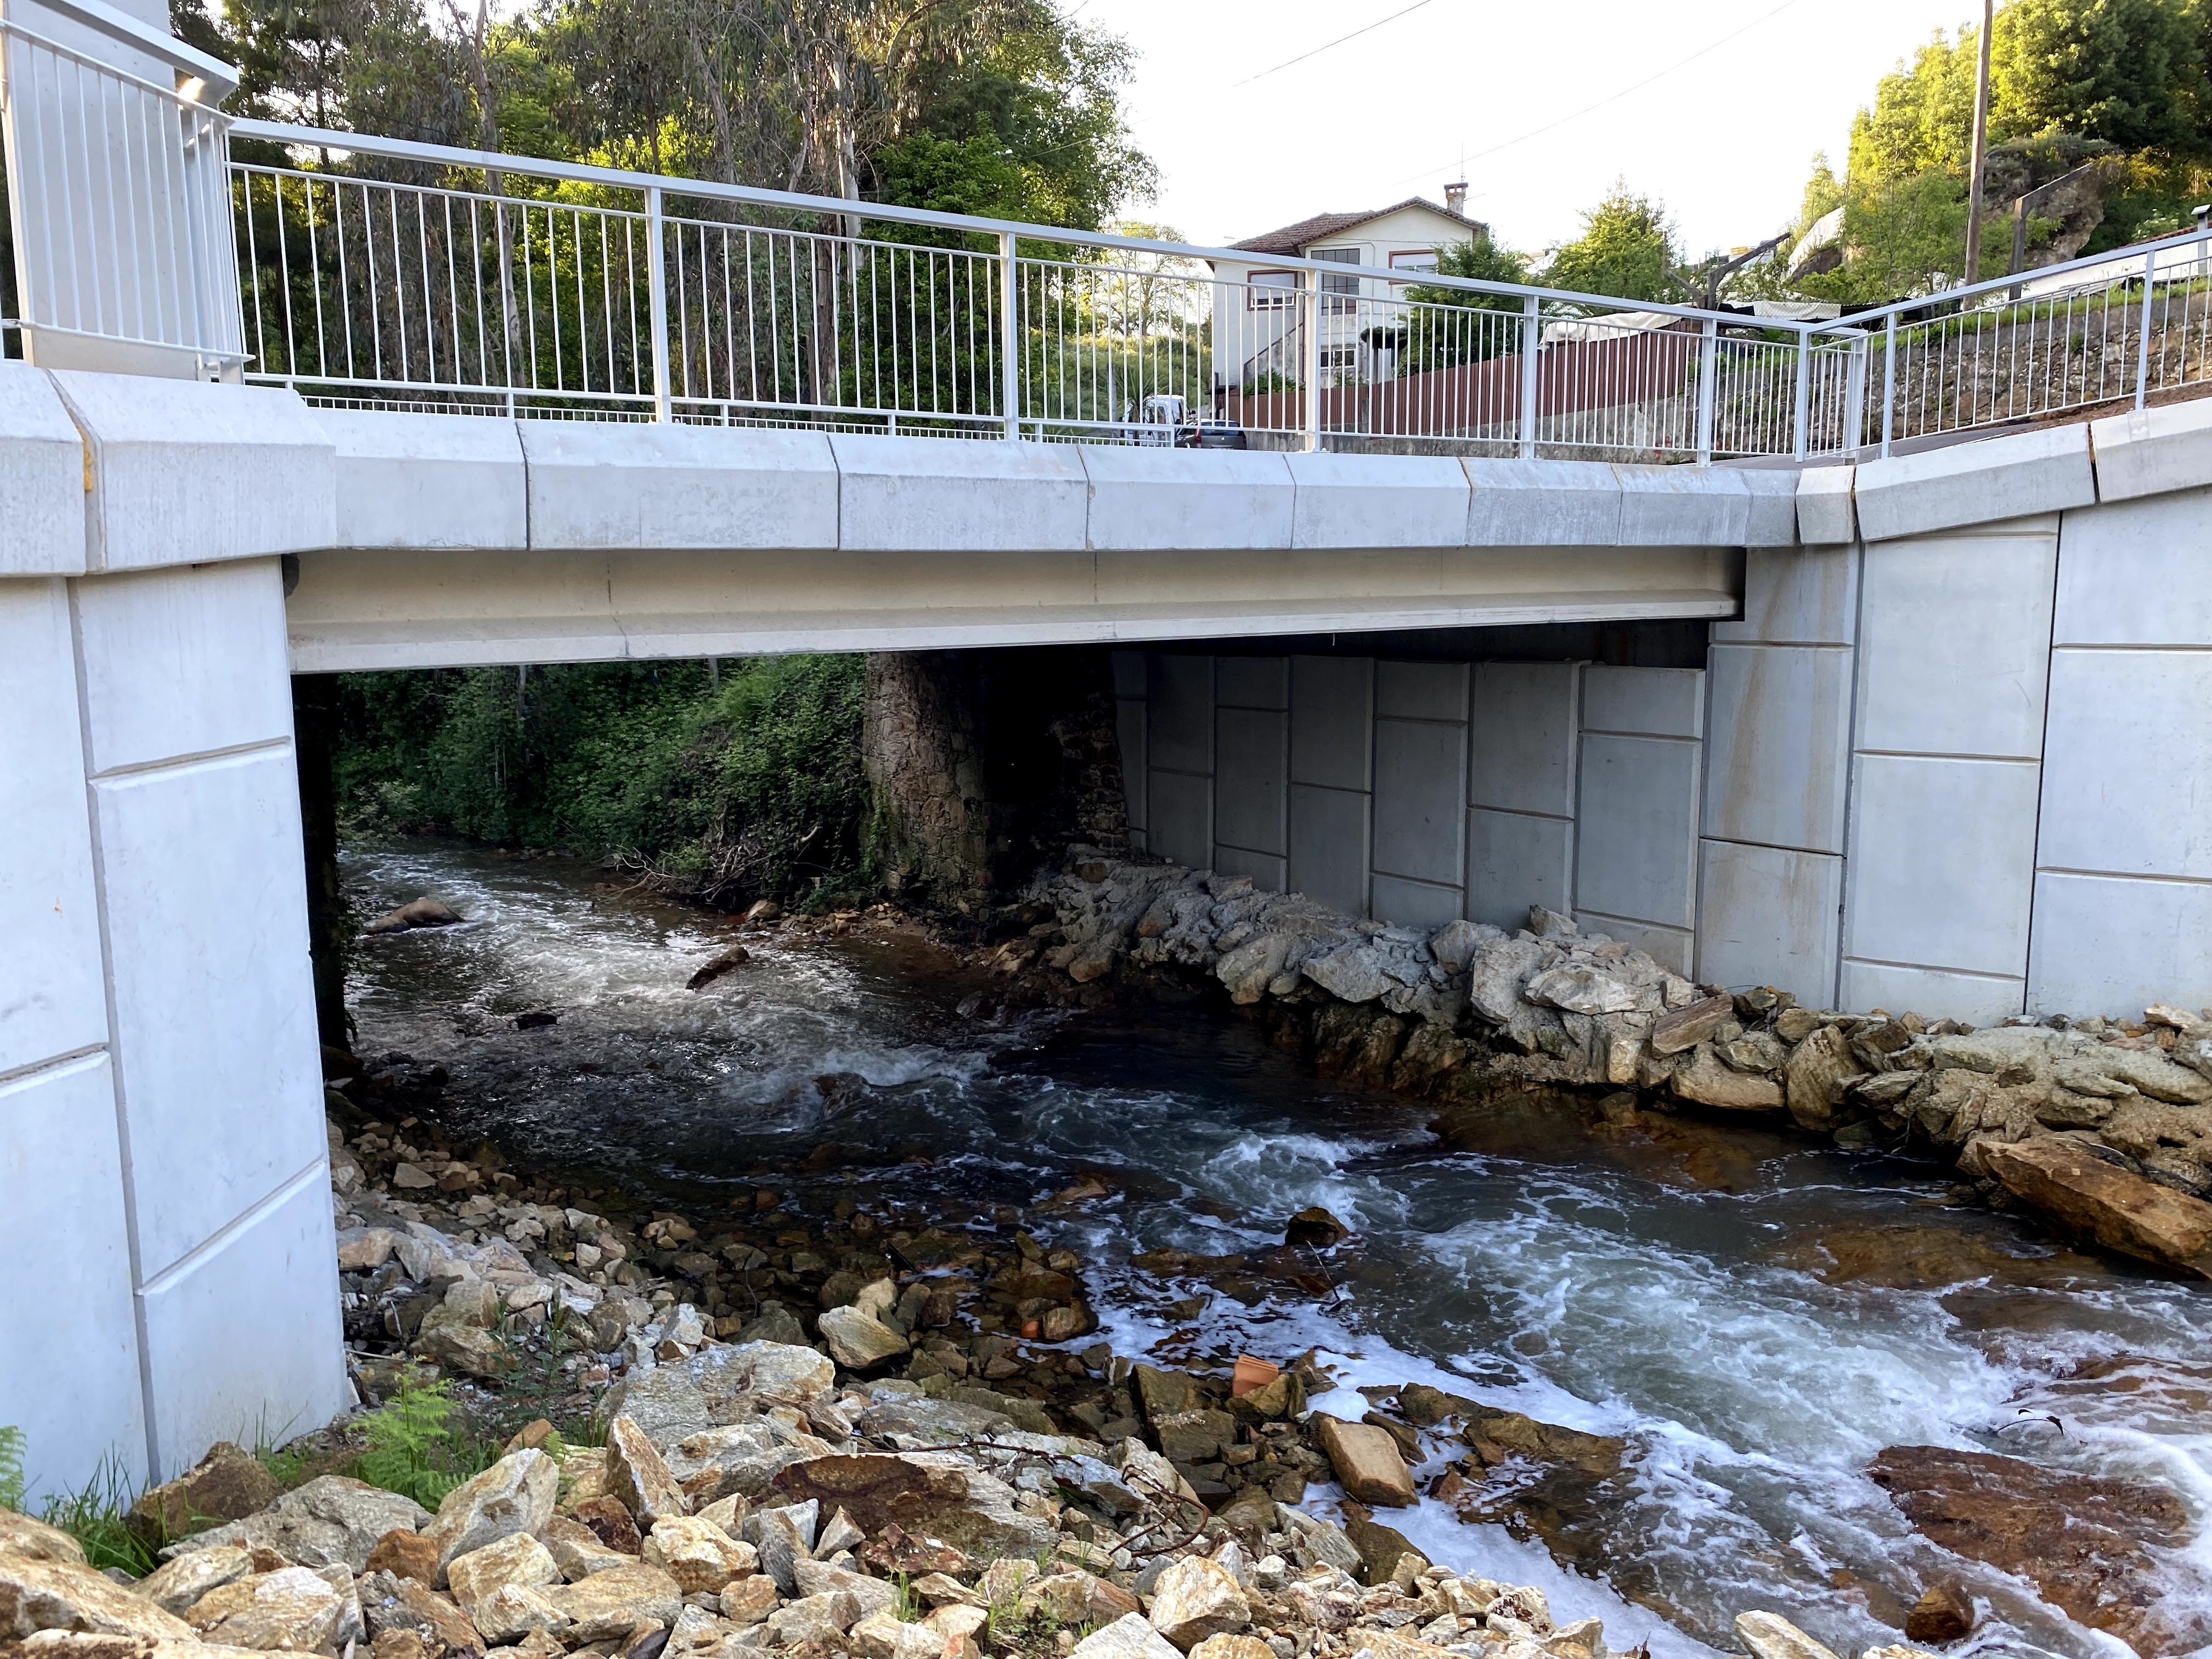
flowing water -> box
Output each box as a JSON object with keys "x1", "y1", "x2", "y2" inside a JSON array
[{"x1": 347, "y1": 840, "x2": 2212, "y2": 1659}]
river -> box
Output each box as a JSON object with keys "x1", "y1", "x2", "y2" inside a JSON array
[{"x1": 345, "y1": 839, "x2": 2212, "y2": 1659}]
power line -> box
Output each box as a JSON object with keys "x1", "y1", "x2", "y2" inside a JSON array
[
  {"x1": 1383, "y1": 0, "x2": 1812, "y2": 192},
  {"x1": 1229, "y1": 0, "x2": 1438, "y2": 89}
]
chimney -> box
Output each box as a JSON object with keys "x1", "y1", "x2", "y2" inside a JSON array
[{"x1": 1444, "y1": 180, "x2": 1468, "y2": 217}]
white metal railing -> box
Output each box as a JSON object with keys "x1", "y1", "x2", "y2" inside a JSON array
[
  {"x1": 1812, "y1": 225, "x2": 2212, "y2": 456},
  {"x1": 0, "y1": 0, "x2": 244, "y2": 370},
  {"x1": 222, "y1": 119, "x2": 1857, "y2": 461}
]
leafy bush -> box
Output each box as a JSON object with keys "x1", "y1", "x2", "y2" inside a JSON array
[
  {"x1": 349, "y1": 1372, "x2": 493, "y2": 1510},
  {"x1": 0, "y1": 1425, "x2": 23, "y2": 1511},
  {"x1": 334, "y1": 655, "x2": 872, "y2": 907}
]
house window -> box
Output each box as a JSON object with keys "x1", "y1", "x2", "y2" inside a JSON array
[
  {"x1": 1390, "y1": 249, "x2": 1438, "y2": 273},
  {"x1": 1313, "y1": 246, "x2": 1359, "y2": 313},
  {"x1": 1319, "y1": 346, "x2": 1359, "y2": 370},
  {"x1": 1246, "y1": 269, "x2": 1296, "y2": 308}
]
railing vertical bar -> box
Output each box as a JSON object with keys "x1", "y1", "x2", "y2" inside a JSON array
[
  {"x1": 646, "y1": 186, "x2": 670, "y2": 419},
  {"x1": 999, "y1": 230, "x2": 1018, "y2": 438},
  {"x1": 2137, "y1": 247, "x2": 2159, "y2": 408}
]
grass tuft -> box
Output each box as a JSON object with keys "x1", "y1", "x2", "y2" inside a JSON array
[
  {"x1": 0, "y1": 1426, "x2": 24, "y2": 1512},
  {"x1": 348, "y1": 1369, "x2": 495, "y2": 1509}
]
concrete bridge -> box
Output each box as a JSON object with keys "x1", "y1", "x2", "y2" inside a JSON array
[{"x1": 9, "y1": 363, "x2": 2212, "y2": 1511}]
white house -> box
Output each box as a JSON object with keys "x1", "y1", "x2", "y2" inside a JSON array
[{"x1": 1206, "y1": 189, "x2": 1488, "y2": 394}]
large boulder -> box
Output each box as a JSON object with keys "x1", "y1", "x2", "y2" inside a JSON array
[
  {"x1": 641, "y1": 1517, "x2": 756, "y2": 1594},
  {"x1": 136, "y1": 1545, "x2": 258, "y2": 1616},
  {"x1": 183, "y1": 1565, "x2": 363, "y2": 1652},
  {"x1": 1145, "y1": 1557, "x2": 1249, "y2": 1651},
  {"x1": 1982, "y1": 1137, "x2": 2212, "y2": 1276},
  {"x1": 1311, "y1": 1417, "x2": 1414, "y2": 1508},
  {"x1": 603, "y1": 1417, "x2": 688, "y2": 1527},
  {"x1": 674, "y1": 1341, "x2": 837, "y2": 1412},
  {"x1": 544, "y1": 1562, "x2": 684, "y2": 1643},
  {"x1": 0, "y1": 1557, "x2": 199, "y2": 1642},
  {"x1": 601, "y1": 1369, "x2": 712, "y2": 1451},
  {"x1": 164, "y1": 1477, "x2": 429, "y2": 1575},
  {"x1": 770, "y1": 1453, "x2": 1053, "y2": 1561},
  {"x1": 0, "y1": 1508, "x2": 86, "y2": 1566},
  {"x1": 125, "y1": 1443, "x2": 281, "y2": 1548},
  {"x1": 444, "y1": 1532, "x2": 559, "y2": 1622},
  {"x1": 816, "y1": 1307, "x2": 910, "y2": 1371},
  {"x1": 419, "y1": 1452, "x2": 558, "y2": 1578}
]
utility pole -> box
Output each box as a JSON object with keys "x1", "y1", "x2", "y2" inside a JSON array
[{"x1": 1962, "y1": 0, "x2": 1994, "y2": 287}]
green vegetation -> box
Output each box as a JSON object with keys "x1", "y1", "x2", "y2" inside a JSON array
[
  {"x1": 348, "y1": 1371, "x2": 498, "y2": 1509},
  {"x1": 41, "y1": 1457, "x2": 158, "y2": 1576},
  {"x1": 1541, "y1": 185, "x2": 1682, "y2": 305},
  {"x1": 336, "y1": 654, "x2": 872, "y2": 908},
  {"x1": 0, "y1": 1425, "x2": 24, "y2": 1511}
]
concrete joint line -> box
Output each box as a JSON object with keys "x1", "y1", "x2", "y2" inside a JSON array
[
  {"x1": 0, "y1": 1043, "x2": 109, "y2": 1093},
  {"x1": 2036, "y1": 864, "x2": 2212, "y2": 888},
  {"x1": 1581, "y1": 729, "x2": 1699, "y2": 744},
  {"x1": 1577, "y1": 906, "x2": 1691, "y2": 938},
  {"x1": 1852, "y1": 748, "x2": 2041, "y2": 765},
  {"x1": 135, "y1": 1153, "x2": 331, "y2": 1297},
  {"x1": 46, "y1": 369, "x2": 109, "y2": 573},
  {"x1": 1842, "y1": 953, "x2": 2023, "y2": 984},
  {"x1": 1468, "y1": 804, "x2": 1573, "y2": 824},
  {"x1": 2050, "y1": 641, "x2": 2212, "y2": 653},
  {"x1": 1701, "y1": 832, "x2": 1842, "y2": 860},
  {"x1": 88, "y1": 734, "x2": 294, "y2": 784}
]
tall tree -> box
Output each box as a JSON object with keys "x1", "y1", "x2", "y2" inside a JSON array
[{"x1": 1542, "y1": 186, "x2": 1680, "y2": 304}]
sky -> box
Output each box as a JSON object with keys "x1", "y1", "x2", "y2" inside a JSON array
[{"x1": 1072, "y1": 0, "x2": 1978, "y2": 258}]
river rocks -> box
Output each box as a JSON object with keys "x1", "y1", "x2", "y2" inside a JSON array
[
  {"x1": 640, "y1": 1517, "x2": 755, "y2": 1594},
  {"x1": 137, "y1": 1548, "x2": 259, "y2": 1617},
  {"x1": 1782, "y1": 1026, "x2": 1864, "y2": 1131},
  {"x1": 1734, "y1": 1611, "x2": 1840, "y2": 1659},
  {"x1": 1311, "y1": 1417, "x2": 1414, "y2": 1508},
  {"x1": 1671, "y1": 1046, "x2": 1784, "y2": 1111},
  {"x1": 603, "y1": 1419, "x2": 688, "y2": 1528},
  {"x1": 1146, "y1": 1557, "x2": 1249, "y2": 1650},
  {"x1": 422, "y1": 1452, "x2": 559, "y2": 1577},
  {"x1": 543, "y1": 1562, "x2": 684, "y2": 1643},
  {"x1": 1868, "y1": 1444, "x2": 2187, "y2": 1652},
  {"x1": 1074, "y1": 1612, "x2": 1187, "y2": 1659},
  {"x1": 0, "y1": 1510, "x2": 86, "y2": 1567},
  {"x1": 445, "y1": 1532, "x2": 560, "y2": 1621},
  {"x1": 1, "y1": 1555, "x2": 200, "y2": 1641},
  {"x1": 1982, "y1": 1138, "x2": 2212, "y2": 1276},
  {"x1": 1904, "y1": 1581, "x2": 1975, "y2": 1645},
  {"x1": 817, "y1": 1307, "x2": 911, "y2": 1370},
  {"x1": 166, "y1": 1479, "x2": 430, "y2": 1575},
  {"x1": 686, "y1": 945, "x2": 752, "y2": 991},
  {"x1": 184, "y1": 1565, "x2": 362, "y2": 1652},
  {"x1": 1283, "y1": 1207, "x2": 1351, "y2": 1249},
  {"x1": 127, "y1": 1445, "x2": 283, "y2": 1549},
  {"x1": 366, "y1": 897, "x2": 463, "y2": 935}
]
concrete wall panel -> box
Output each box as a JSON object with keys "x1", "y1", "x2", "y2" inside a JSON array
[
  {"x1": 1288, "y1": 452, "x2": 1469, "y2": 549},
  {"x1": 1582, "y1": 664, "x2": 1704, "y2": 738},
  {"x1": 2028, "y1": 870, "x2": 2212, "y2": 1017},
  {"x1": 1216, "y1": 655, "x2": 1289, "y2": 710},
  {"x1": 1373, "y1": 718, "x2": 1468, "y2": 888},
  {"x1": 1213, "y1": 847, "x2": 1288, "y2": 893},
  {"x1": 832, "y1": 435, "x2": 1087, "y2": 551},
  {"x1": 52, "y1": 375, "x2": 335, "y2": 571},
  {"x1": 0, "y1": 1054, "x2": 145, "y2": 1500},
  {"x1": 1372, "y1": 873, "x2": 1463, "y2": 930},
  {"x1": 522, "y1": 423, "x2": 839, "y2": 550},
  {"x1": 1290, "y1": 656, "x2": 1373, "y2": 790},
  {"x1": 1697, "y1": 840, "x2": 1842, "y2": 1003},
  {"x1": 2040, "y1": 649, "x2": 2212, "y2": 880},
  {"x1": 1214, "y1": 707, "x2": 1288, "y2": 857},
  {"x1": 1468, "y1": 661, "x2": 1580, "y2": 818},
  {"x1": 1147, "y1": 655, "x2": 1213, "y2": 775},
  {"x1": 1146, "y1": 770, "x2": 1213, "y2": 871},
  {"x1": 138, "y1": 1166, "x2": 345, "y2": 1478},
  {"x1": 1575, "y1": 733, "x2": 1700, "y2": 932},
  {"x1": 1702, "y1": 644, "x2": 1853, "y2": 854},
  {"x1": 2052, "y1": 488, "x2": 2212, "y2": 645},
  {"x1": 1081, "y1": 446, "x2": 1295, "y2": 550},
  {"x1": 1839, "y1": 958, "x2": 2025, "y2": 1026},
  {"x1": 1575, "y1": 912, "x2": 1694, "y2": 977},
  {"x1": 0, "y1": 363, "x2": 92, "y2": 576},
  {"x1": 72, "y1": 559, "x2": 294, "y2": 775},
  {"x1": 0, "y1": 580, "x2": 106, "y2": 1074},
  {"x1": 1467, "y1": 808, "x2": 1573, "y2": 930},
  {"x1": 1289, "y1": 783, "x2": 1370, "y2": 917},
  {"x1": 1856, "y1": 524, "x2": 2057, "y2": 759},
  {"x1": 1376, "y1": 658, "x2": 1469, "y2": 723},
  {"x1": 322, "y1": 409, "x2": 526, "y2": 550},
  {"x1": 92, "y1": 748, "x2": 326, "y2": 1280},
  {"x1": 1844, "y1": 753, "x2": 2040, "y2": 981},
  {"x1": 1712, "y1": 544, "x2": 1858, "y2": 646}
]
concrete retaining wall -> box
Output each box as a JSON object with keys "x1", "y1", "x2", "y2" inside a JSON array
[{"x1": 0, "y1": 365, "x2": 346, "y2": 1504}]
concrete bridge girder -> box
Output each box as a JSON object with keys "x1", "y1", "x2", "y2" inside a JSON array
[{"x1": 8, "y1": 357, "x2": 2212, "y2": 1512}]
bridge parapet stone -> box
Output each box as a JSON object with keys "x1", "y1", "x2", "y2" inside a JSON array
[
  {"x1": 1854, "y1": 421, "x2": 2095, "y2": 542},
  {"x1": 829, "y1": 433, "x2": 1086, "y2": 551},
  {"x1": 1613, "y1": 462, "x2": 1751, "y2": 546},
  {"x1": 519, "y1": 420, "x2": 837, "y2": 550},
  {"x1": 0, "y1": 362, "x2": 91, "y2": 576},
  {"x1": 1285, "y1": 451, "x2": 1469, "y2": 549},
  {"x1": 1080, "y1": 443, "x2": 1294, "y2": 551},
  {"x1": 324, "y1": 408, "x2": 526, "y2": 550},
  {"x1": 1795, "y1": 463, "x2": 1857, "y2": 546},
  {"x1": 2088, "y1": 394, "x2": 2212, "y2": 503},
  {"x1": 1462, "y1": 457, "x2": 1621, "y2": 546}
]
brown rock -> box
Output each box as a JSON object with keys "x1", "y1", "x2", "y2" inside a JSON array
[
  {"x1": 541, "y1": 1562, "x2": 683, "y2": 1644},
  {"x1": 365, "y1": 1529, "x2": 443, "y2": 1586},
  {"x1": 1650, "y1": 994, "x2": 1736, "y2": 1056},
  {"x1": 359, "y1": 1568, "x2": 484, "y2": 1656},
  {"x1": 1189, "y1": 1638, "x2": 1276, "y2": 1659},
  {"x1": 445, "y1": 1532, "x2": 560, "y2": 1622},
  {"x1": 1904, "y1": 1581, "x2": 1975, "y2": 1645},
  {"x1": 1393, "y1": 1384, "x2": 1470, "y2": 1429},
  {"x1": 685, "y1": 946, "x2": 752, "y2": 991},
  {"x1": 1868, "y1": 1444, "x2": 2191, "y2": 1653},
  {"x1": 184, "y1": 1565, "x2": 357, "y2": 1651},
  {"x1": 1338, "y1": 1510, "x2": 1427, "y2": 1587},
  {"x1": 568, "y1": 1497, "x2": 642, "y2": 1557},
  {"x1": 1671, "y1": 1045, "x2": 1785, "y2": 1111},
  {"x1": 1783, "y1": 1025, "x2": 1866, "y2": 1132},
  {"x1": 1982, "y1": 1138, "x2": 2212, "y2": 1276},
  {"x1": 1144, "y1": 1557, "x2": 1249, "y2": 1652},
  {"x1": 1311, "y1": 1416, "x2": 1414, "y2": 1508},
  {"x1": 1284, "y1": 1207, "x2": 1351, "y2": 1248},
  {"x1": 771, "y1": 1454, "x2": 1051, "y2": 1561},
  {"x1": 604, "y1": 1419, "x2": 688, "y2": 1528},
  {"x1": 124, "y1": 1443, "x2": 281, "y2": 1548}
]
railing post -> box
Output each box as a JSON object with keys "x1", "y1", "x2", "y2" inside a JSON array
[
  {"x1": 2136, "y1": 245, "x2": 2158, "y2": 409},
  {"x1": 646, "y1": 184, "x2": 671, "y2": 422},
  {"x1": 1881, "y1": 311, "x2": 1897, "y2": 458},
  {"x1": 1842, "y1": 333, "x2": 1867, "y2": 457},
  {"x1": 1791, "y1": 328, "x2": 1812, "y2": 460},
  {"x1": 1694, "y1": 315, "x2": 1718, "y2": 464},
  {"x1": 999, "y1": 230, "x2": 1020, "y2": 440},
  {"x1": 1302, "y1": 268, "x2": 1323, "y2": 453},
  {"x1": 1517, "y1": 294, "x2": 1541, "y2": 460}
]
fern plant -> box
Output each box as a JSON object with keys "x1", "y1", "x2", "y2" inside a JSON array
[
  {"x1": 0, "y1": 1426, "x2": 25, "y2": 1511},
  {"x1": 351, "y1": 1372, "x2": 482, "y2": 1509}
]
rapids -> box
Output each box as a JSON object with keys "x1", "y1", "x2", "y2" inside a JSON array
[{"x1": 346, "y1": 839, "x2": 2212, "y2": 1659}]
